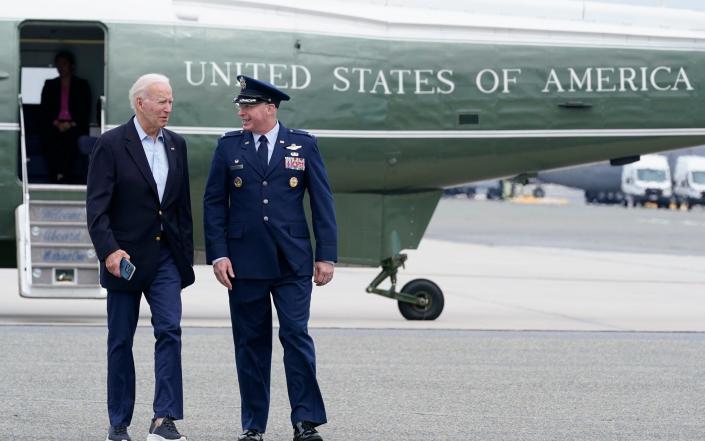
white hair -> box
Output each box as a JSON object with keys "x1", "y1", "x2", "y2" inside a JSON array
[{"x1": 129, "y1": 73, "x2": 171, "y2": 110}]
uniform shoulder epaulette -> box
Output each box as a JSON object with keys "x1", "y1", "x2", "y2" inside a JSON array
[
  {"x1": 221, "y1": 130, "x2": 243, "y2": 139},
  {"x1": 288, "y1": 128, "x2": 314, "y2": 138}
]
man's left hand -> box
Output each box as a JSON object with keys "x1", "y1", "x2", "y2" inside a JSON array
[{"x1": 314, "y1": 261, "x2": 334, "y2": 286}]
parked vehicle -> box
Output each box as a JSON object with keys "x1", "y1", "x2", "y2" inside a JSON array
[
  {"x1": 672, "y1": 155, "x2": 705, "y2": 209},
  {"x1": 621, "y1": 154, "x2": 672, "y2": 208}
]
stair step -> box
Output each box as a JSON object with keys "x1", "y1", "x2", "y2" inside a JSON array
[
  {"x1": 29, "y1": 267, "x2": 99, "y2": 286},
  {"x1": 29, "y1": 226, "x2": 92, "y2": 244},
  {"x1": 29, "y1": 205, "x2": 86, "y2": 223},
  {"x1": 31, "y1": 247, "x2": 98, "y2": 265},
  {"x1": 31, "y1": 262, "x2": 99, "y2": 269},
  {"x1": 30, "y1": 221, "x2": 88, "y2": 227}
]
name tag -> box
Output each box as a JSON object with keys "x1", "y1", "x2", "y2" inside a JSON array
[
  {"x1": 285, "y1": 157, "x2": 305, "y2": 171},
  {"x1": 230, "y1": 164, "x2": 244, "y2": 170}
]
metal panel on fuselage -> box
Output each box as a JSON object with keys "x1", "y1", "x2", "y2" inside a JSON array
[
  {"x1": 97, "y1": 22, "x2": 705, "y2": 264},
  {"x1": 4, "y1": 18, "x2": 705, "y2": 266},
  {"x1": 0, "y1": 20, "x2": 21, "y2": 254},
  {"x1": 102, "y1": 22, "x2": 705, "y2": 185}
]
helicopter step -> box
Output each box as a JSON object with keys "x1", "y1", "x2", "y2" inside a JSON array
[{"x1": 16, "y1": 192, "x2": 103, "y2": 299}]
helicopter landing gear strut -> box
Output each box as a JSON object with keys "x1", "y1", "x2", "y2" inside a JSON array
[{"x1": 366, "y1": 254, "x2": 445, "y2": 320}]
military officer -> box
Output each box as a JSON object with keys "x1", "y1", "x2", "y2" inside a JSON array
[{"x1": 203, "y1": 75, "x2": 337, "y2": 441}]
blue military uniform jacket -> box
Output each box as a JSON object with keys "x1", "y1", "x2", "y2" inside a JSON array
[{"x1": 203, "y1": 123, "x2": 337, "y2": 279}]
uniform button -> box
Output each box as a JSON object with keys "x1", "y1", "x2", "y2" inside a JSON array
[
  {"x1": 262, "y1": 180, "x2": 268, "y2": 186},
  {"x1": 155, "y1": 235, "x2": 161, "y2": 241},
  {"x1": 158, "y1": 210, "x2": 162, "y2": 216},
  {"x1": 263, "y1": 216, "x2": 269, "y2": 222},
  {"x1": 263, "y1": 199, "x2": 269, "y2": 204}
]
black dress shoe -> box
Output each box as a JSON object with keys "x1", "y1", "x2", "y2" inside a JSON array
[
  {"x1": 106, "y1": 425, "x2": 131, "y2": 441},
  {"x1": 238, "y1": 429, "x2": 264, "y2": 441},
  {"x1": 293, "y1": 422, "x2": 322, "y2": 441},
  {"x1": 148, "y1": 417, "x2": 187, "y2": 440}
]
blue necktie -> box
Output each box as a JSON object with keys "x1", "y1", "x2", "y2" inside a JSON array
[{"x1": 257, "y1": 136, "x2": 268, "y2": 169}]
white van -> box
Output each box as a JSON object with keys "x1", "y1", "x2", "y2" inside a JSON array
[
  {"x1": 621, "y1": 154, "x2": 672, "y2": 208},
  {"x1": 673, "y1": 155, "x2": 705, "y2": 209}
]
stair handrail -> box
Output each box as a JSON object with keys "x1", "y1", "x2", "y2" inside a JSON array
[
  {"x1": 100, "y1": 95, "x2": 106, "y2": 134},
  {"x1": 18, "y1": 94, "x2": 29, "y2": 206}
]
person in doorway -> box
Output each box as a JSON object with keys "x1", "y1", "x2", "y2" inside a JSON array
[{"x1": 39, "y1": 50, "x2": 91, "y2": 183}]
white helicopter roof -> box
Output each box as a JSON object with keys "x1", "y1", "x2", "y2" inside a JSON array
[{"x1": 5, "y1": 0, "x2": 705, "y2": 49}]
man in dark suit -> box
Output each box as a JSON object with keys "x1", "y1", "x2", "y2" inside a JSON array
[
  {"x1": 203, "y1": 75, "x2": 337, "y2": 441},
  {"x1": 86, "y1": 74, "x2": 194, "y2": 441},
  {"x1": 40, "y1": 51, "x2": 92, "y2": 183}
]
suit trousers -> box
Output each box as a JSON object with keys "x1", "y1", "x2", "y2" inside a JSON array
[
  {"x1": 228, "y1": 274, "x2": 327, "y2": 432},
  {"x1": 106, "y1": 244, "x2": 183, "y2": 427}
]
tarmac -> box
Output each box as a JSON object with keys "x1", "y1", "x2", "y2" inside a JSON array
[{"x1": 2, "y1": 194, "x2": 705, "y2": 439}]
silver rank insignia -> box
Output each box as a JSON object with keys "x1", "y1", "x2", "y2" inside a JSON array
[{"x1": 286, "y1": 144, "x2": 303, "y2": 151}]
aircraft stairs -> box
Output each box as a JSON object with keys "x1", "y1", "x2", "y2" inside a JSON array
[
  {"x1": 16, "y1": 188, "x2": 104, "y2": 299},
  {"x1": 15, "y1": 95, "x2": 104, "y2": 298}
]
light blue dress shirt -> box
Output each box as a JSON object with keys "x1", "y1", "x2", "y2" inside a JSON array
[
  {"x1": 134, "y1": 117, "x2": 169, "y2": 202},
  {"x1": 253, "y1": 121, "x2": 279, "y2": 164}
]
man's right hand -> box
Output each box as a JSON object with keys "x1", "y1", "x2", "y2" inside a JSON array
[
  {"x1": 106, "y1": 249, "x2": 130, "y2": 278},
  {"x1": 213, "y1": 257, "x2": 235, "y2": 290}
]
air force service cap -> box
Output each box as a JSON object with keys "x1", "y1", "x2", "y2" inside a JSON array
[{"x1": 233, "y1": 75, "x2": 290, "y2": 107}]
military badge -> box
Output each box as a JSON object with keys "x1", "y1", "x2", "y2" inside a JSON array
[
  {"x1": 289, "y1": 152, "x2": 299, "y2": 157},
  {"x1": 285, "y1": 157, "x2": 305, "y2": 170},
  {"x1": 239, "y1": 77, "x2": 247, "y2": 89},
  {"x1": 234, "y1": 177, "x2": 243, "y2": 187},
  {"x1": 289, "y1": 177, "x2": 299, "y2": 188},
  {"x1": 286, "y1": 144, "x2": 303, "y2": 151}
]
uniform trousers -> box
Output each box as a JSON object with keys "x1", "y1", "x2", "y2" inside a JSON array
[
  {"x1": 229, "y1": 272, "x2": 327, "y2": 432},
  {"x1": 106, "y1": 244, "x2": 184, "y2": 427}
]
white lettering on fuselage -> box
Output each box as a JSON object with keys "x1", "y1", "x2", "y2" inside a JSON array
[
  {"x1": 184, "y1": 61, "x2": 311, "y2": 89},
  {"x1": 184, "y1": 61, "x2": 694, "y2": 95},
  {"x1": 541, "y1": 66, "x2": 694, "y2": 93},
  {"x1": 331, "y1": 67, "x2": 455, "y2": 95},
  {"x1": 476, "y1": 68, "x2": 522, "y2": 94}
]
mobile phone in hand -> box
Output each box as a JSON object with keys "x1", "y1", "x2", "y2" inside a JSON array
[{"x1": 119, "y1": 257, "x2": 136, "y2": 281}]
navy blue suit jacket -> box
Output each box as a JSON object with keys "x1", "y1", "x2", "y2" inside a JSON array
[
  {"x1": 203, "y1": 123, "x2": 337, "y2": 279},
  {"x1": 86, "y1": 117, "x2": 195, "y2": 291}
]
